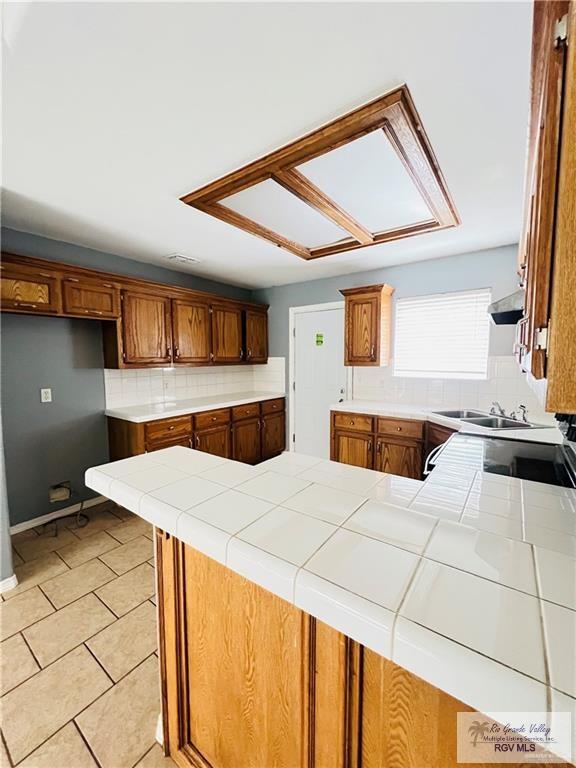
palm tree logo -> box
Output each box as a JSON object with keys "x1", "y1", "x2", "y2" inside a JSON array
[{"x1": 468, "y1": 720, "x2": 490, "y2": 747}]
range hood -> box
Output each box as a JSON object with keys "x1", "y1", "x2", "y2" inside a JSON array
[{"x1": 488, "y1": 289, "x2": 524, "y2": 325}]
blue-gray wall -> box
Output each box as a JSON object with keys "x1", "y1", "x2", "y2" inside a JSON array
[
  {"x1": 253, "y1": 245, "x2": 519, "y2": 376},
  {"x1": 1, "y1": 227, "x2": 251, "y2": 527}
]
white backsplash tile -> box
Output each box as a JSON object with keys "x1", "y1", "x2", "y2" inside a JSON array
[
  {"x1": 104, "y1": 358, "x2": 286, "y2": 408},
  {"x1": 351, "y1": 355, "x2": 555, "y2": 424}
]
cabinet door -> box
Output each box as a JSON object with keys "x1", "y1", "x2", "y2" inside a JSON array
[
  {"x1": 62, "y1": 277, "x2": 119, "y2": 318},
  {"x1": 375, "y1": 436, "x2": 422, "y2": 479},
  {"x1": 172, "y1": 299, "x2": 211, "y2": 364},
  {"x1": 518, "y1": 0, "x2": 569, "y2": 379},
  {"x1": 121, "y1": 291, "x2": 172, "y2": 365},
  {"x1": 261, "y1": 411, "x2": 286, "y2": 460},
  {"x1": 232, "y1": 417, "x2": 261, "y2": 464},
  {"x1": 146, "y1": 437, "x2": 191, "y2": 452},
  {"x1": 344, "y1": 295, "x2": 379, "y2": 364},
  {"x1": 211, "y1": 304, "x2": 243, "y2": 363},
  {"x1": 245, "y1": 310, "x2": 268, "y2": 363},
  {"x1": 0, "y1": 263, "x2": 61, "y2": 314},
  {"x1": 194, "y1": 424, "x2": 231, "y2": 459},
  {"x1": 332, "y1": 429, "x2": 374, "y2": 469}
]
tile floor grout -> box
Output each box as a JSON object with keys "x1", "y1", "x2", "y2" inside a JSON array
[{"x1": 1, "y1": 502, "x2": 172, "y2": 768}]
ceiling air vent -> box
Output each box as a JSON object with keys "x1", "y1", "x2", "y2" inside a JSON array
[{"x1": 165, "y1": 253, "x2": 201, "y2": 265}]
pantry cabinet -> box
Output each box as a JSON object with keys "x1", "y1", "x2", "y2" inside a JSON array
[
  {"x1": 340, "y1": 284, "x2": 394, "y2": 366},
  {"x1": 330, "y1": 411, "x2": 424, "y2": 479},
  {"x1": 0, "y1": 252, "x2": 269, "y2": 369},
  {"x1": 171, "y1": 299, "x2": 211, "y2": 364},
  {"x1": 517, "y1": 0, "x2": 576, "y2": 411}
]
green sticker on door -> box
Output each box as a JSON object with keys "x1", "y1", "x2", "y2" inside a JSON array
[{"x1": 315, "y1": 333, "x2": 324, "y2": 346}]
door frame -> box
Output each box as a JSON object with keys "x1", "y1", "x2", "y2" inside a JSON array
[{"x1": 288, "y1": 301, "x2": 352, "y2": 454}]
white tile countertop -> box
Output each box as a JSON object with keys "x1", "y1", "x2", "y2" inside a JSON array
[
  {"x1": 331, "y1": 400, "x2": 564, "y2": 444},
  {"x1": 105, "y1": 391, "x2": 286, "y2": 423},
  {"x1": 85, "y1": 447, "x2": 576, "y2": 756}
]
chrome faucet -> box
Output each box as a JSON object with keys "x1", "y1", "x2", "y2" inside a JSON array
[
  {"x1": 510, "y1": 404, "x2": 529, "y2": 423},
  {"x1": 490, "y1": 401, "x2": 506, "y2": 416}
]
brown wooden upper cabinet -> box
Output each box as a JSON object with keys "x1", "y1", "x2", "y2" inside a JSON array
[
  {"x1": 0, "y1": 262, "x2": 61, "y2": 315},
  {"x1": 517, "y1": 0, "x2": 576, "y2": 412},
  {"x1": 245, "y1": 309, "x2": 268, "y2": 363},
  {"x1": 121, "y1": 291, "x2": 173, "y2": 365},
  {"x1": 340, "y1": 284, "x2": 394, "y2": 366},
  {"x1": 211, "y1": 304, "x2": 243, "y2": 364},
  {"x1": 172, "y1": 299, "x2": 211, "y2": 364},
  {"x1": 62, "y1": 277, "x2": 120, "y2": 319}
]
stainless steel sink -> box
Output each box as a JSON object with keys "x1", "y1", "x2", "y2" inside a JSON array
[
  {"x1": 433, "y1": 409, "x2": 487, "y2": 419},
  {"x1": 460, "y1": 416, "x2": 532, "y2": 429}
]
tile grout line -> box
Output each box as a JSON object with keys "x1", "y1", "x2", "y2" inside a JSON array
[
  {"x1": 531, "y1": 543, "x2": 553, "y2": 712},
  {"x1": 72, "y1": 719, "x2": 105, "y2": 768}
]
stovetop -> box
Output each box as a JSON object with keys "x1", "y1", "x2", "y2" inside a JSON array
[{"x1": 433, "y1": 433, "x2": 576, "y2": 488}]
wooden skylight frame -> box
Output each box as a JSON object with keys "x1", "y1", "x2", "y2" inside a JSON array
[{"x1": 180, "y1": 85, "x2": 460, "y2": 260}]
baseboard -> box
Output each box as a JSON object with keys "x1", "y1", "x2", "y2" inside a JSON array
[
  {"x1": 0, "y1": 574, "x2": 18, "y2": 594},
  {"x1": 155, "y1": 714, "x2": 163, "y2": 746},
  {"x1": 9, "y1": 496, "x2": 108, "y2": 535}
]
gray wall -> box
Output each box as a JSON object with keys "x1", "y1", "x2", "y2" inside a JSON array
[
  {"x1": 0, "y1": 410, "x2": 14, "y2": 581},
  {"x1": 253, "y1": 245, "x2": 519, "y2": 369},
  {"x1": 1, "y1": 228, "x2": 252, "y2": 527}
]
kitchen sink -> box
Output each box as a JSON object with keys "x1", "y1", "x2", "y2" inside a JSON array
[
  {"x1": 459, "y1": 416, "x2": 532, "y2": 429},
  {"x1": 433, "y1": 409, "x2": 487, "y2": 419}
]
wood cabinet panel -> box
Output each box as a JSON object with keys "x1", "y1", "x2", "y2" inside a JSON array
[
  {"x1": 193, "y1": 408, "x2": 230, "y2": 431},
  {"x1": 232, "y1": 417, "x2": 261, "y2": 464},
  {"x1": 172, "y1": 299, "x2": 211, "y2": 364},
  {"x1": 261, "y1": 397, "x2": 285, "y2": 415},
  {"x1": 425, "y1": 422, "x2": 457, "y2": 464},
  {"x1": 375, "y1": 436, "x2": 422, "y2": 479},
  {"x1": 333, "y1": 412, "x2": 374, "y2": 433},
  {"x1": 245, "y1": 309, "x2": 268, "y2": 363},
  {"x1": 121, "y1": 291, "x2": 172, "y2": 365},
  {"x1": 261, "y1": 411, "x2": 286, "y2": 460},
  {"x1": 377, "y1": 417, "x2": 424, "y2": 440},
  {"x1": 341, "y1": 284, "x2": 394, "y2": 367},
  {"x1": 179, "y1": 544, "x2": 311, "y2": 768},
  {"x1": 211, "y1": 304, "x2": 243, "y2": 363},
  {"x1": 0, "y1": 263, "x2": 61, "y2": 314},
  {"x1": 232, "y1": 402, "x2": 260, "y2": 421},
  {"x1": 194, "y1": 424, "x2": 231, "y2": 459},
  {"x1": 147, "y1": 437, "x2": 192, "y2": 452},
  {"x1": 145, "y1": 416, "x2": 192, "y2": 447},
  {"x1": 332, "y1": 430, "x2": 374, "y2": 469},
  {"x1": 62, "y1": 277, "x2": 119, "y2": 318}
]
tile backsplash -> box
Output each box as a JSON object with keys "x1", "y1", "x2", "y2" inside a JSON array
[
  {"x1": 351, "y1": 355, "x2": 556, "y2": 425},
  {"x1": 104, "y1": 357, "x2": 285, "y2": 409}
]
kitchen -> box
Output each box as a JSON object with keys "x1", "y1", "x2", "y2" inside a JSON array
[{"x1": 0, "y1": 2, "x2": 575, "y2": 767}]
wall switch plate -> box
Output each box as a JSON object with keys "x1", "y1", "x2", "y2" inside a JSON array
[{"x1": 40, "y1": 388, "x2": 52, "y2": 403}]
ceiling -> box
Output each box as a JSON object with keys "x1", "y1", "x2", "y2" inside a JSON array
[{"x1": 2, "y1": 2, "x2": 532, "y2": 289}]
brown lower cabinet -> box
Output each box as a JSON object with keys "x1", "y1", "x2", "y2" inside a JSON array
[
  {"x1": 330, "y1": 412, "x2": 424, "y2": 479},
  {"x1": 157, "y1": 537, "x2": 555, "y2": 768},
  {"x1": 108, "y1": 398, "x2": 285, "y2": 464}
]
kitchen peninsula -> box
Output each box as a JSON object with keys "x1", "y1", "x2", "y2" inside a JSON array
[{"x1": 85, "y1": 447, "x2": 575, "y2": 768}]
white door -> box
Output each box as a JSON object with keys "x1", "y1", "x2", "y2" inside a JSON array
[{"x1": 292, "y1": 305, "x2": 348, "y2": 458}]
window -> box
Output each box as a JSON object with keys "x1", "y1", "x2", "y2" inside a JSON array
[{"x1": 394, "y1": 289, "x2": 491, "y2": 379}]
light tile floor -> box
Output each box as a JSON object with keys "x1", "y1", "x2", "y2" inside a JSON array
[{"x1": 0, "y1": 502, "x2": 176, "y2": 768}]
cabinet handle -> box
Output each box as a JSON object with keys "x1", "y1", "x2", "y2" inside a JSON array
[
  {"x1": 247, "y1": 348, "x2": 252, "y2": 359},
  {"x1": 370, "y1": 345, "x2": 376, "y2": 360},
  {"x1": 350, "y1": 420, "x2": 355, "y2": 426},
  {"x1": 376, "y1": 441, "x2": 382, "y2": 453},
  {"x1": 257, "y1": 419, "x2": 261, "y2": 430},
  {"x1": 195, "y1": 435, "x2": 200, "y2": 448},
  {"x1": 210, "y1": 352, "x2": 214, "y2": 362},
  {"x1": 397, "y1": 427, "x2": 402, "y2": 432},
  {"x1": 174, "y1": 347, "x2": 179, "y2": 358},
  {"x1": 17, "y1": 303, "x2": 37, "y2": 308},
  {"x1": 211, "y1": 416, "x2": 217, "y2": 421},
  {"x1": 240, "y1": 349, "x2": 244, "y2": 359},
  {"x1": 166, "y1": 347, "x2": 171, "y2": 357},
  {"x1": 168, "y1": 426, "x2": 175, "y2": 431},
  {"x1": 368, "y1": 440, "x2": 372, "y2": 452},
  {"x1": 66, "y1": 277, "x2": 80, "y2": 282}
]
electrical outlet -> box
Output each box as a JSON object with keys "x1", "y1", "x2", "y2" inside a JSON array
[{"x1": 40, "y1": 388, "x2": 52, "y2": 403}]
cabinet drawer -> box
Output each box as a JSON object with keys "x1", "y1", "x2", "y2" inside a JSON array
[
  {"x1": 232, "y1": 402, "x2": 261, "y2": 421},
  {"x1": 194, "y1": 408, "x2": 231, "y2": 430},
  {"x1": 145, "y1": 416, "x2": 192, "y2": 446},
  {"x1": 377, "y1": 417, "x2": 424, "y2": 440},
  {"x1": 333, "y1": 412, "x2": 373, "y2": 433},
  {"x1": 261, "y1": 398, "x2": 285, "y2": 415}
]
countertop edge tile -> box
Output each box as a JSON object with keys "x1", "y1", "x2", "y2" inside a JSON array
[{"x1": 226, "y1": 538, "x2": 297, "y2": 603}]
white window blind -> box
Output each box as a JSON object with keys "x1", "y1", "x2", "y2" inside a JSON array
[{"x1": 393, "y1": 289, "x2": 491, "y2": 379}]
